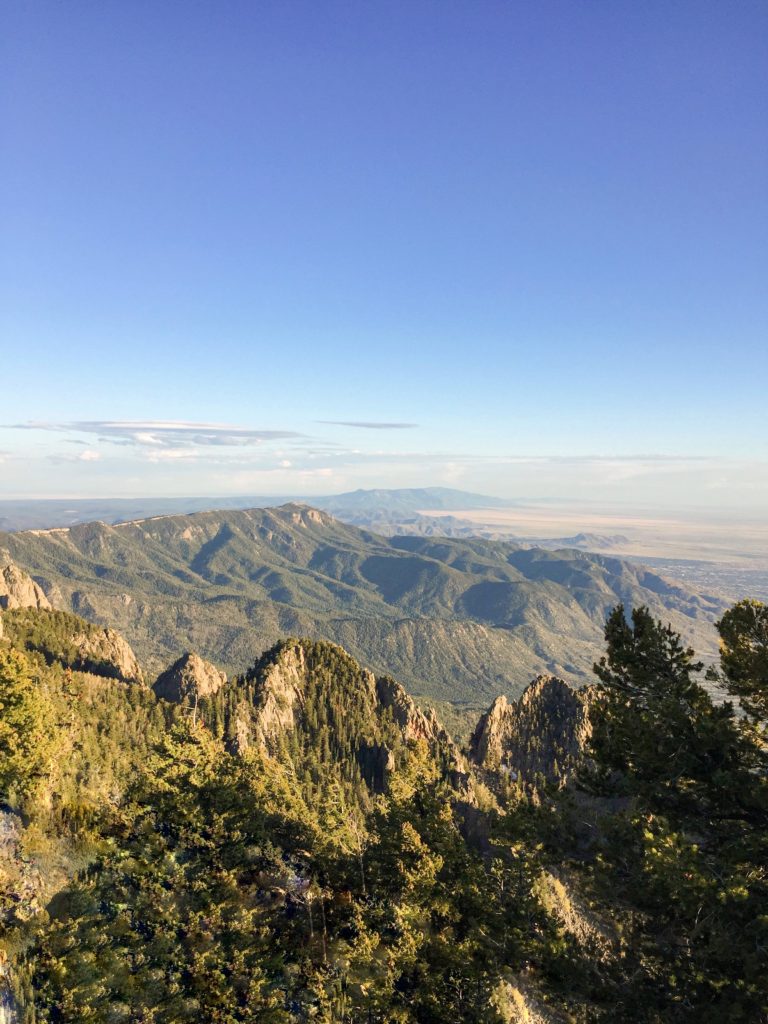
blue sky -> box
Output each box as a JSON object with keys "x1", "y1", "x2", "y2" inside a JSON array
[{"x1": 2, "y1": 0, "x2": 766, "y2": 506}]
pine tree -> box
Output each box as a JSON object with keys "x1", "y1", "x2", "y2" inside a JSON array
[
  {"x1": 709, "y1": 599, "x2": 768, "y2": 724},
  {"x1": 0, "y1": 647, "x2": 56, "y2": 804}
]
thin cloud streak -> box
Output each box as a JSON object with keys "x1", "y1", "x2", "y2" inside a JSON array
[
  {"x1": 6, "y1": 420, "x2": 303, "y2": 449},
  {"x1": 317, "y1": 421, "x2": 419, "y2": 429}
]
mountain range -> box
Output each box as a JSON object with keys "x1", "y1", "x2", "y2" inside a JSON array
[
  {"x1": 0, "y1": 503, "x2": 725, "y2": 708},
  {"x1": 0, "y1": 487, "x2": 512, "y2": 533}
]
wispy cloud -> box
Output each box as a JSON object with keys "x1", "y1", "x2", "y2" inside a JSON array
[
  {"x1": 47, "y1": 449, "x2": 103, "y2": 465},
  {"x1": 145, "y1": 450, "x2": 202, "y2": 463},
  {"x1": 7, "y1": 420, "x2": 303, "y2": 449},
  {"x1": 317, "y1": 420, "x2": 418, "y2": 430}
]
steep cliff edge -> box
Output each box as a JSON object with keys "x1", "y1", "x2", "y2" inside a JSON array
[
  {"x1": 224, "y1": 639, "x2": 462, "y2": 794},
  {"x1": 375, "y1": 675, "x2": 453, "y2": 746},
  {"x1": 0, "y1": 607, "x2": 144, "y2": 685},
  {"x1": 0, "y1": 562, "x2": 50, "y2": 613},
  {"x1": 470, "y1": 676, "x2": 591, "y2": 784},
  {"x1": 153, "y1": 651, "x2": 226, "y2": 704}
]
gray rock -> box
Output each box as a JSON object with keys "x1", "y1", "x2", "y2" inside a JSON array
[
  {"x1": 72, "y1": 627, "x2": 145, "y2": 685},
  {"x1": 470, "y1": 676, "x2": 592, "y2": 785},
  {"x1": 0, "y1": 563, "x2": 51, "y2": 612},
  {"x1": 153, "y1": 652, "x2": 227, "y2": 704}
]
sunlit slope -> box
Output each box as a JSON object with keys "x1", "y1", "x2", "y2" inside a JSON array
[{"x1": 1, "y1": 504, "x2": 724, "y2": 703}]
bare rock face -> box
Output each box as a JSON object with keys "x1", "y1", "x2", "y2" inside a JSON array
[
  {"x1": 470, "y1": 676, "x2": 591, "y2": 785},
  {"x1": 376, "y1": 676, "x2": 451, "y2": 746},
  {"x1": 289, "y1": 506, "x2": 327, "y2": 528},
  {"x1": 250, "y1": 642, "x2": 313, "y2": 752},
  {"x1": 490, "y1": 971, "x2": 568, "y2": 1024},
  {"x1": 71, "y1": 627, "x2": 145, "y2": 685},
  {"x1": 0, "y1": 563, "x2": 51, "y2": 612},
  {"x1": 246, "y1": 642, "x2": 451, "y2": 751},
  {"x1": 153, "y1": 652, "x2": 227, "y2": 704},
  {"x1": 470, "y1": 695, "x2": 512, "y2": 768},
  {"x1": 238, "y1": 641, "x2": 460, "y2": 782}
]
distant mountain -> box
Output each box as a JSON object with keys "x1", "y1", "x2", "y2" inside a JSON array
[
  {"x1": 0, "y1": 504, "x2": 725, "y2": 705},
  {"x1": 329, "y1": 510, "x2": 631, "y2": 551},
  {"x1": 312, "y1": 487, "x2": 514, "y2": 516},
  {"x1": 0, "y1": 495, "x2": 289, "y2": 532},
  {"x1": 0, "y1": 487, "x2": 513, "y2": 532}
]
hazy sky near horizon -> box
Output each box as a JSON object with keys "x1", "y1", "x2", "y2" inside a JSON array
[{"x1": 2, "y1": 1, "x2": 767, "y2": 507}]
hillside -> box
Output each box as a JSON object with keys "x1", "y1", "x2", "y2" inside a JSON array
[
  {"x1": 1, "y1": 589, "x2": 765, "y2": 1022},
  {"x1": 0, "y1": 504, "x2": 724, "y2": 705}
]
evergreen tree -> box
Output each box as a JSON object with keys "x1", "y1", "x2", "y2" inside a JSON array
[
  {"x1": 580, "y1": 605, "x2": 768, "y2": 1022},
  {"x1": 709, "y1": 598, "x2": 768, "y2": 724},
  {"x1": 0, "y1": 647, "x2": 56, "y2": 803}
]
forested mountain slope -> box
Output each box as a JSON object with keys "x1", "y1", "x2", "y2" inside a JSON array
[
  {"x1": 1, "y1": 586, "x2": 765, "y2": 1022},
  {"x1": 0, "y1": 504, "x2": 724, "y2": 704}
]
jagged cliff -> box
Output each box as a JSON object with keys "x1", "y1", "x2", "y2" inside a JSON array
[
  {"x1": 0, "y1": 605, "x2": 144, "y2": 685},
  {"x1": 236, "y1": 639, "x2": 453, "y2": 753},
  {"x1": 375, "y1": 675, "x2": 451, "y2": 745},
  {"x1": 470, "y1": 675, "x2": 591, "y2": 784},
  {"x1": 0, "y1": 562, "x2": 50, "y2": 613},
  {"x1": 69, "y1": 625, "x2": 145, "y2": 685},
  {"x1": 153, "y1": 651, "x2": 226, "y2": 704},
  {"x1": 243, "y1": 641, "x2": 316, "y2": 752},
  {"x1": 224, "y1": 638, "x2": 462, "y2": 795}
]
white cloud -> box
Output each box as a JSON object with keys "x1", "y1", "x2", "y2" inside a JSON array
[
  {"x1": 317, "y1": 420, "x2": 418, "y2": 430},
  {"x1": 6, "y1": 420, "x2": 303, "y2": 449},
  {"x1": 145, "y1": 448, "x2": 201, "y2": 463}
]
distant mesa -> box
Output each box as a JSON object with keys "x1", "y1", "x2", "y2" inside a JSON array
[{"x1": 153, "y1": 652, "x2": 227, "y2": 704}]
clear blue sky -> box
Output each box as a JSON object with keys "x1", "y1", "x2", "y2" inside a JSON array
[{"x1": 2, "y1": 0, "x2": 766, "y2": 505}]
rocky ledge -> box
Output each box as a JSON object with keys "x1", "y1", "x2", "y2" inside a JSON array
[
  {"x1": 153, "y1": 651, "x2": 227, "y2": 704},
  {"x1": 470, "y1": 676, "x2": 591, "y2": 785}
]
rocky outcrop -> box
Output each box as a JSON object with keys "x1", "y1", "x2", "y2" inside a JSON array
[
  {"x1": 236, "y1": 640, "x2": 460, "y2": 786},
  {"x1": 533, "y1": 869, "x2": 616, "y2": 953},
  {"x1": 0, "y1": 809, "x2": 42, "y2": 926},
  {"x1": 153, "y1": 652, "x2": 226, "y2": 704},
  {"x1": 0, "y1": 957, "x2": 18, "y2": 1024},
  {"x1": 375, "y1": 675, "x2": 472, "y2": 795},
  {"x1": 471, "y1": 695, "x2": 512, "y2": 768},
  {"x1": 0, "y1": 563, "x2": 50, "y2": 612},
  {"x1": 375, "y1": 676, "x2": 450, "y2": 746},
  {"x1": 470, "y1": 676, "x2": 591, "y2": 785},
  {"x1": 490, "y1": 972, "x2": 569, "y2": 1023},
  {"x1": 289, "y1": 506, "x2": 327, "y2": 528},
  {"x1": 249, "y1": 642, "x2": 312, "y2": 752},
  {"x1": 71, "y1": 627, "x2": 145, "y2": 685}
]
